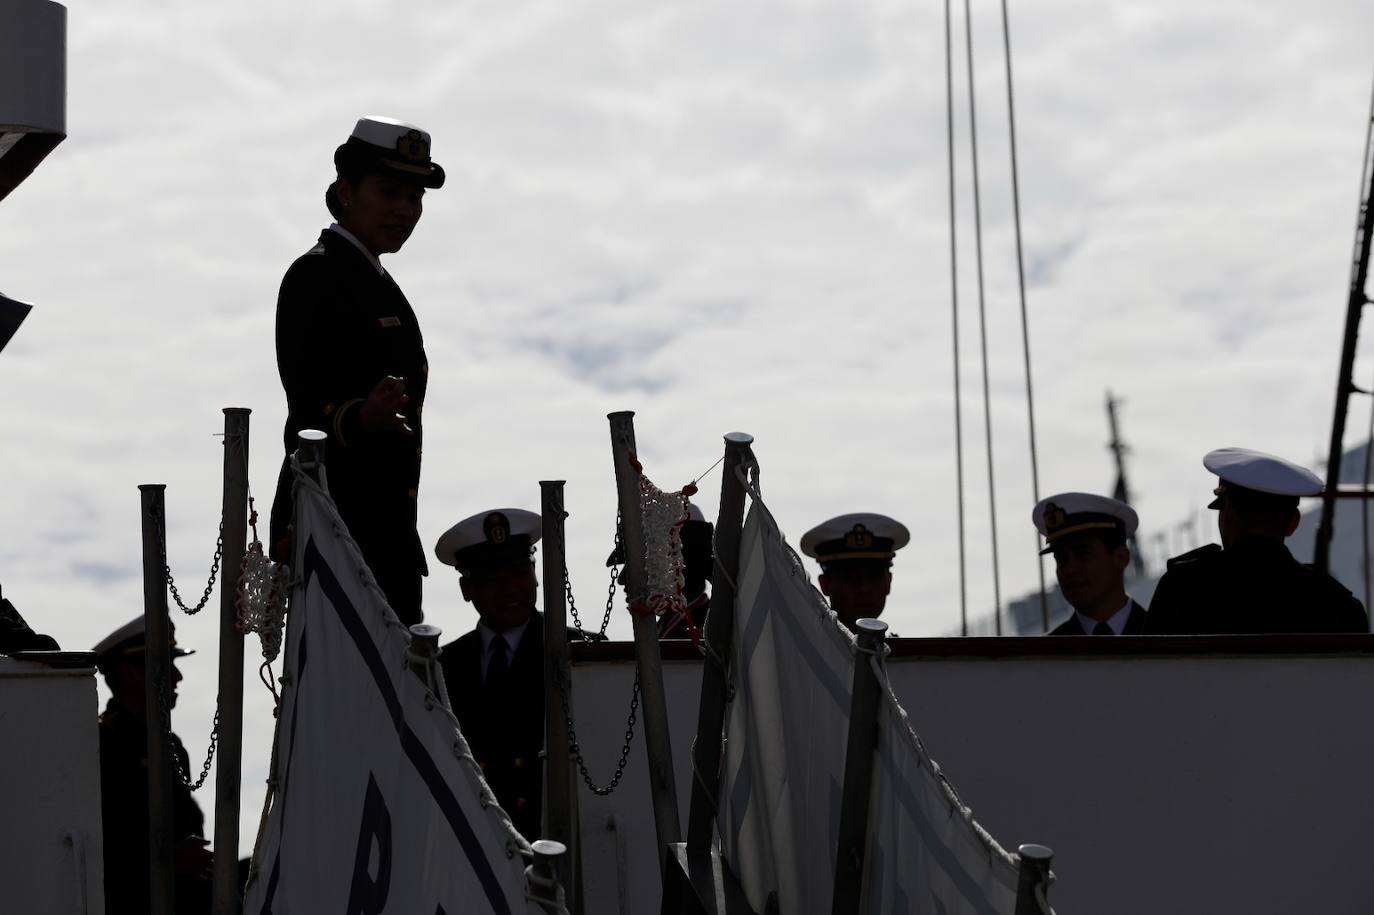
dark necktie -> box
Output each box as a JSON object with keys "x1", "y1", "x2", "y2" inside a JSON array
[
  {"x1": 1092, "y1": 621, "x2": 1114, "y2": 636},
  {"x1": 486, "y1": 637, "x2": 510, "y2": 688}
]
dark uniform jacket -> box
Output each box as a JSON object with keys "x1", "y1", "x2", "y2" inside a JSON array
[
  {"x1": 439, "y1": 614, "x2": 546, "y2": 840},
  {"x1": 270, "y1": 228, "x2": 429, "y2": 623},
  {"x1": 1049, "y1": 599, "x2": 1148, "y2": 635},
  {"x1": 98, "y1": 700, "x2": 211, "y2": 915},
  {"x1": 1146, "y1": 539, "x2": 1368, "y2": 634}
]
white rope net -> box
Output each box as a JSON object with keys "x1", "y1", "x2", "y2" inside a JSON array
[
  {"x1": 236, "y1": 541, "x2": 288, "y2": 662},
  {"x1": 235, "y1": 499, "x2": 290, "y2": 702},
  {"x1": 637, "y1": 471, "x2": 691, "y2": 619}
]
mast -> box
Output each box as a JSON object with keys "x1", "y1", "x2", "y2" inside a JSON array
[
  {"x1": 1315, "y1": 76, "x2": 1374, "y2": 574},
  {"x1": 1105, "y1": 391, "x2": 1144, "y2": 576}
]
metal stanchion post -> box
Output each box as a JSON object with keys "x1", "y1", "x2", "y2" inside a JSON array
[
  {"x1": 606, "y1": 411, "x2": 683, "y2": 869},
  {"x1": 526, "y1": 839, "x2": 570, "y2": 914},
  {"x1": 1014, "y1": 844, "x2": 1055, "y2": 915},
  {"x1": 686, "y1": 432, "x2": 753, "y2": 853},
  {"x1": 830, "y1": 618, "x2": 888, "y2": 915},
  {"x1": 213, "y1": 407, "x2": 250, "y2": 915},
  {"x1": 140, "y1": 483, "x2": 176, "y2": 915},
  {"x1": 540, "y1": 480, "x2": 580, "y2": 911}
]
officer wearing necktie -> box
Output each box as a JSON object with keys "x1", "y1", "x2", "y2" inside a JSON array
[
  {"x1": 1033, "y1": 493, "x2": 1148, "y2": 635},
  {"x1": 434, "y1": 509, "x2": 546, "y2": 838},
  {"x1": 1146, "y1": 448, "x2": 1367, "y2": 634}
]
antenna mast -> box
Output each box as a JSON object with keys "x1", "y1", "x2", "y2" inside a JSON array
[{"x1": 1106, "y1": 390, "x2": 1145, "y2": 576}]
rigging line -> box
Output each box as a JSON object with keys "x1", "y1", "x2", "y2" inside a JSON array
[
  {"x1": 945, "y1": 0, "x2": 969, "y2": 636},
  {"x1": 1316, "y1": 70, "x2": 1374, "y2": 573},
  {"x1": 963, "y1": 0, "x2": 1003, "y2": 634},
  {"x1": 998, "y1": 0, "x2": 1048, "y2": 632},
  {"x1": 691, "y1": 453, "x2": 726, "y2": 487},
  {"x1": 1363, "y1": 378, "x2": 1372, "y2": 619}
]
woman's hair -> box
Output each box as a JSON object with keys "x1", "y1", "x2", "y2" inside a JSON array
[{"x1": 324, "y1": 142, "x2": 380, "y2": 220}]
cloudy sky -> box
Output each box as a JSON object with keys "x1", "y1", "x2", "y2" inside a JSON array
[{"x1": 3, "y1": 0, "x2": 1372, "y2": 855}]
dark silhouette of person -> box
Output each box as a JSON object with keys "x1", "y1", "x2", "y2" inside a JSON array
[
  {"x1": 270, "y1": 116, "x2": 446, "y2": 626},
  {"x1": 1148, "y1": 448, "x2": 1367, "y2": 634},
  {"x1": 1033, "y1": 492, "x2": 1148, "y2": 635},
  {"x1": 435, "y1": 509, "x2": 547, "y2": 839},
  {"x1": 801, "y1": 513, "x2": 910, "y2": 631},
  {"x1": 93, "y1": 617, "x2": 213, "y2": 914}
]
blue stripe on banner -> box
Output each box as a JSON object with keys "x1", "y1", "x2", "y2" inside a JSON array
[
  {"x1": 303, "y1": 537, "x2": 514, "y2": 915},
  {"x1": 873, "y1": 716, "x2": 1004, "y2": 915},
  {"x1": 727, "y1": 742, "x2": 754, "y2": 855},
  {"x1": 760, "y1": 551, "x2": 849, "y2": 712},
  {"x1": 734, "y1": 539, "x2": 772, "y2": 673}
]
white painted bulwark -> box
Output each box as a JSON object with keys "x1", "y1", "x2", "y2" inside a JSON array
[
  {"x1": 887, "y1": 644, "x2": 1374, "y2": 914},
  {"x1": 571, "y1": 639, "x2": 1374, "y2": 915},
  {"x1": 0, "y1": 655, "x2": 105, "y2": 915},
  {"x1": 0, "y1": 0, "x2": 67, "y2": 199}
]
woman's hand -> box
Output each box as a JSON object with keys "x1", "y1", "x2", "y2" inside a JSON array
[{"x1": 359, "y1": 375, "x2": 413, "y2": 435}]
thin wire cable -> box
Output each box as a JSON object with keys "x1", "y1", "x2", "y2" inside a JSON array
[
  {"x1": 945, "y1": 0, "x2": 969, "y2": 636},
  {"x1": 691, "y1": 453, "x2": 726, "y2": 487},
  {"x1": 1348, "y1": 74, "x2": 1374, "y2": 606},
  {"x1": 1363, "y1": 382, "x2": 1372, "y2": 617},
  {"x1": 963, "y1": 0, "x2": 1003, "y2": 634},
  {"x1": 998, "y1": 0, "x2": 1048, "y2": 632}
]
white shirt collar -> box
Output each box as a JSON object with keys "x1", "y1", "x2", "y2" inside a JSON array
[
  {"x1": 328, "y1": 223, "x2": 386, "y2": 276},
  {"x1": 1075, "y1": 598, "x2": 1134, "y2": 635},
  {"x1": 477, "y1": 617, "x2": 531, "y2": 678}
]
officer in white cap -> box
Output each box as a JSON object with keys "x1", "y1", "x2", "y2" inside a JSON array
[
  {"x1": 1147, "y1": 448, "x2": 1367, "y2": 634},
  {"x1": 801, "y1": 513, "x2": 910, "y2": 630},
  {"x1": 1033, "y1": 493, "x2": 1147, "y2": 635},
  {"x1": 92, "y1": 617, "x2": 213, "y2": 913},
  {"x1": 434, "y1": 509, "x2": 546, "y2": 838},
  {"x1": 270, "y1": 116, "x2": 446, "y2": 628}
]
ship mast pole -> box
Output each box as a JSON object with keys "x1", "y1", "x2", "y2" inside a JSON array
[
  {"x1": 1105, "y1": 391, "x2": 1144, "y2": 576},
  {"x1": 1315, "y1": 76, "x2": 1374, "y2": 574}
]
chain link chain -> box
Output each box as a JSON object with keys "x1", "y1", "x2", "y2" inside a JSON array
[
  {"x1": 548, "y1": 506, "x2": 640, "y2": 794},
  {"x1": 151, "y1": 504, "x2": 224, "y2": 615},
  {"x1": 556, "y1": 664, "x2": 640, "y2": 796},
  {"x1": 557, "y1": 508, "x2": 621, "y2": 641},
  {"x1": 154, "y1": 674, "x2": 219, "y2": 791}
]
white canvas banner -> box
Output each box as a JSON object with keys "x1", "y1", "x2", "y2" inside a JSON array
[
  {"x1": 244, "y1": 470, "x2": 534, "y2": 915},
  {"x1": 860, "y1": 672, "x2": 1020, "y2": 914},
  {"x1": 718, "y1": 498, "x2": 1020, "y2": 914}
]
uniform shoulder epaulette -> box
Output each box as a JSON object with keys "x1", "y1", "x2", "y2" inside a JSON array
[{"x1": 1166, "y1": 543, "x2": 1222, "y2": 569}]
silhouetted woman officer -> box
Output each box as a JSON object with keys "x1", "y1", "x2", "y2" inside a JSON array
[{"x1": 270, "y1": 116, "x2": 445, "y2": 625}]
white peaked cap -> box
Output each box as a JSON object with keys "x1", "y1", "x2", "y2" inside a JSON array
[
  {"x1": 1032, "y1": 492, "x2": 1138, "y2": 554},
  {"x1": 800, "y1": 513, "x2": 909, "y2": 562},
  {"x1": 1203, "y1": 447, "x2": 1323, "y2": 498},
  {"x1": 435, "y1": 508, "x2": 542, "y2": 569},
  {"x1": 351, "y1": 115, "x2": 430, "y2": 149}
]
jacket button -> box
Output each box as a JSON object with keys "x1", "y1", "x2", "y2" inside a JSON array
[
  {"x1": 512, "y1": 756, "x2": 524, "y2": 768},
  {"x1": 516, "y1": 797, "x2": 527, "y2": 809},
  {"x1": 408, "y1": 488, "x2": 417, "y2": 499}
]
